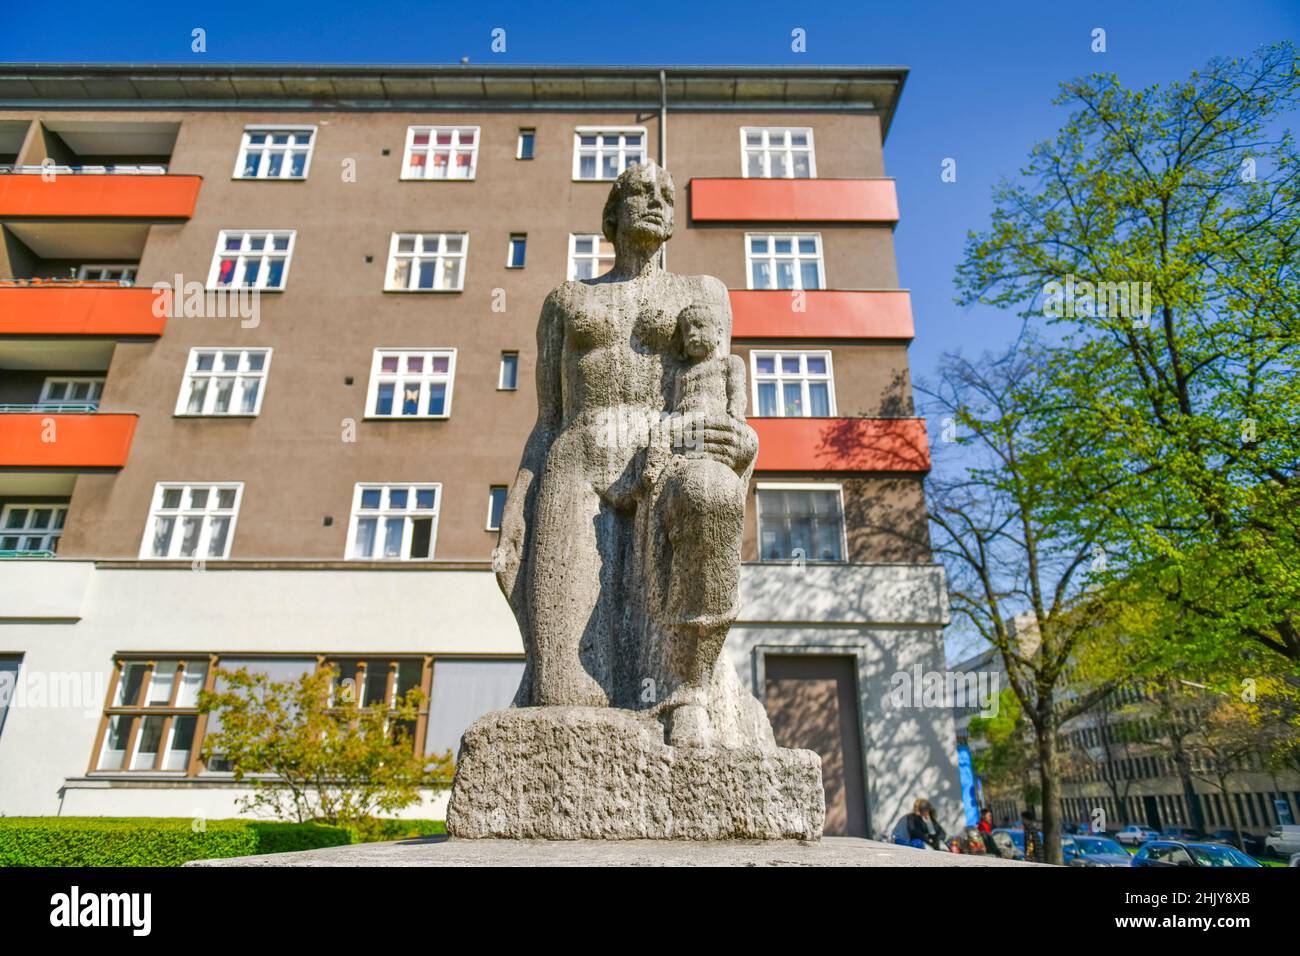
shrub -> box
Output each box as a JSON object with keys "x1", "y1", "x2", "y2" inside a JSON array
[{"x1": 0, "y1": 817, "x2": 350, "y2": 867}]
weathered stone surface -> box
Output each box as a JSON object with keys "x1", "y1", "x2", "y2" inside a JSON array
[
  {"x1": 446, "y1": 707, "x2": 824, "y2": 841},
  {"x1": 450, "y1": 162, "x2": 824, "y2": 840},
  {"x1": 189, "y1": 837, "x2": 1037, "y2": 868}
]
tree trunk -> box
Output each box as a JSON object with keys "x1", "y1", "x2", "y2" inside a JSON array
[
  {"x1": 1167, "y1": 710, "x2": 1207, "y2": 834},
  {"x1": 1035, "y1": 712, "x2": 1063, "y2": 865}
]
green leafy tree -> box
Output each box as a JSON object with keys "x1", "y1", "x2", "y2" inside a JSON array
[
  {"x1": 967, "y1": 687, "x2": 1040, "y2": 812},
  {"x1": 955, "y1": 42, "x2": 1300, "y2": 670},
  {"x1": 199, "y1": 665, "x2": 454, "y2": 840}
]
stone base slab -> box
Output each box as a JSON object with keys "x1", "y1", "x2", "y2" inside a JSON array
[
  {"x1": 187, "y1": 836, "x2": 1034, "y2": 867},
  {"x1": 445, "y1": 706, "x2": 825, "y2": 840}
]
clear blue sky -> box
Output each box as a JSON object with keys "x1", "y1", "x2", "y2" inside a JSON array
[{"x1": 2, "y1": 0, "x2": 1295, "y2": 387}]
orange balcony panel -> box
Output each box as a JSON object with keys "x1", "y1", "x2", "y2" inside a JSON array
[
  {"x1": 0, "y1": 174, "x2": 201, "y2": 219},
  {"x1": 730, "y1": 290, "x2": 914, "y2": 339},
  {"x1": 0, "y1": 287, "x2": 166, "y2": 336},
  {"x1": 691, "y1": 178, "x2": 898, "y2": 223},
  {"x1": 0, "y1": 413, "x2": 137, "y2": 468},
  {"x1": 750, "y1": 417, "x2": 930, "y2": 472}
]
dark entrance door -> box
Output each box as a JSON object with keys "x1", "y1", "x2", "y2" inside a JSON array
[
  {"x1": 1143, "y1": 795, "x2": 1162, "y2": 831},
  {"x1": 764, "y1": 654, "x2": 867, "y2": 837}
]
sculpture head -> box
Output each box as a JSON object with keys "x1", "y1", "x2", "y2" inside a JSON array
[
  {"x1": 602, "y1": 162, "x2": 675, "y2": 249},
  {"x1": 676, "y1": 303, "x2": 722, "y2": 362}
]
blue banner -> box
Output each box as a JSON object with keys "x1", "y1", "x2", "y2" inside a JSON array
[{"x1": 956, "y1": 745, "x2": 980, "y2": 828}]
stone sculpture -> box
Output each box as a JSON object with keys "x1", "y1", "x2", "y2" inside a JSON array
[{"x1": 446, "y1": 162, "x2": 825, "y2": 840}]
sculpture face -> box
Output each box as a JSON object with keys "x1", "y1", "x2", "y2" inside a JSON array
[
  {"x1": 611, "y1": 163, "x2": 675, "y2": 246},
  {"x1": 679, "y1": 306, "x2": 719, "y2": 360}
]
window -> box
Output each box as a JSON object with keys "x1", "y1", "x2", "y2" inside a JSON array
[
  {"x1": 746, "y1": 234, "x2": 823, "y2": 290},
  {"x1": 347, "y1": 484, "x2": 440, "y2": 560},
  {"x1": 175, "y1": 349, "x2": 271, "y2": 416},
  {"x1": 741, "y1": 127, "x2": 815, "y2": 178},
  {"x1": 327, "y1": 657, "x2": 424, "y2": 709},
  {"x1": 498, "y1": 352, "x2": 519, "y2": 390},
  {"x1": 0, "y1": 503, "x2": 68, "y2": 554},
  {"x1": 0, "y1": 657, "x2": 19, "y2": 742},
  {"x1": 385, "y1": 233, "x2": 467, "y2": 291},
  {"x1": 486, "y1": 486, "x2": 508, "y2": 531},
  {"x1": 568, "y1": 234, "x2": 615, "y2": 280},
  {"x1": 39, "y1": 377, "x2": 104, "y2": 410},
  {"x1": 402, "y1": 126, "x2": 479, "y2": 180},
  {"x1": 140, "y1": 483, "x2": 242, "y2": 560},
  {"x1": 572, "y1": 127, "x2": 645, "y2": 180},
  {"x1": 756, "y1": 485, "x2": 846, "y2": 563},
  {"x1": 208, "y1": 230, "x2": 295, "y2": 290},
  {"x1": 92, "y1": 654, "x2": 436, "y2": 777},
  {"x1": 365, "y1": 349, "x2": 456, "y2": 418},
  {"x1": 516, "y1": 129, "x2": 535, "y2": 160},
  {"x1": 234, "y1": 126, "x2": 316, "y2": 180},
  {"x1": 506, "y1": 234, "x2": 527, "y2": 268},
  {"x1": 77, "y1": 264, "x2": 137, "y2": 285},
  {"x1": 751, "y1": 351, "x2": 834, "y2": 417},
  {"x1": 94, "y1": 657, "x2": 209, "y2": 772}
]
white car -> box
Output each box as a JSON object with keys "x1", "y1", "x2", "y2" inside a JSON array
[
  {"x1": 1116, "y1": 824, "x2": 1159, "y2": 846},
  {"x1": 1264, "y1": 825, "x2": 1300, "y2": 857}
]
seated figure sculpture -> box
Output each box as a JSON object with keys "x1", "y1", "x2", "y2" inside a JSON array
[{"x1": 446, "y1": 162, "x2": 825, "y2": 840}]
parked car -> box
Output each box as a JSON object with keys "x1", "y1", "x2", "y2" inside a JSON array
[
  {"x1": 1265, "y1": 825, "x2": 1300, "y2": 857},
  {"x1": 1206, "y1": 828, "x2": 1264, "y2": 856},
  {"x1": 1132, "y1": 840, "x2": 1263, "y2": 867},
  {"x1": 1160, "y1": 826, "x2": 1203, "y2": 841},
  {"x1": 1289, "y1": 851, "x2": 1299, "y2": 867},
  {"x1": 1116, "y1": 824, "x2": 1160, "y2": 846},
  {"x1": 1064, "y1": 835, "x2": 1133, "y2": 867}
]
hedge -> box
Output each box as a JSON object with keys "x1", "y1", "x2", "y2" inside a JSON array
[{"x1": 0, "y1": 817, "x2": 352, "y2": 867}]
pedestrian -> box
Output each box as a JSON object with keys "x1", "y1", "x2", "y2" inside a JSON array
[
  {"x1": 978, "y1": 807, "x2": 999, "y2": 857},
  {"x1": 1020, "y1": 809, "x2": 1040, "y2": 862},
  {"x1": 905, "y1": 798, "x2": 947, "y2": 850}
]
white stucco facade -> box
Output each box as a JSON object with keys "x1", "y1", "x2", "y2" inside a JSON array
[{"x1": 0, "y1": 559, "x2": 959, "y2": 834}]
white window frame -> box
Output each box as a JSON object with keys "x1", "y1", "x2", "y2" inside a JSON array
[
  {"x1": 506, "y1": 234, "x2": 527, "y2": 269},
  {"x1": 364, "y1": 348, "x2": 457, "y2": 419},
  {"x1": 498, "y1": 352, "x2": 519, "y2": 390},
  {"x1": 174, "y1": 348, "x2": 272, "y2": 417},
  {"x1": 206, "y1": 230, "x2": 296, "y2": 291},
  {"x1": 232, "y1": 125, "x2": 317, "y2": 180},
  {"x1": 38, "y1": 376, "x2": 105, "y2": 409},
  {"x1": 345, "y1": 483, "x2": 442, "y2": 560},
  {"x1": 572, "y1": 126, "x2": 647, "y2": 181},
  {"x1": 750, "y1": 350, "x2": 836, "y2": 417},
  {"x1": 745, "y1": 232, "x2": 825, "y2": 291},
  {"x1": 567, "y1": 233, "x2": 615, "y2": 281},
  {"x1": 77, "y1": 264, "x2": 137, "y2": 284},
  {"x1": 485, "y1": 486, "x2": 508, "y2": 532},
  {"x1": 754, "y1": 481, "x2": 848, "y2": 565},
  {"x1": 401, "y1": 126, "x2": 480, "y2": 181},
  {"x1": 516, "y1": 128, "x2": 536, "y2": 160},
  {"x1": 740, "y1": 127, "x2": 816, "y2": 179},
  {"x1": 385, "y1": 233, "x2": 468, "y2": 292},
  {"x1": 139, "y1": 483, "x2": 244, "y2": 560},
  {"x1": 0, "y1": 502, "x2": 69, "y2": 553}
]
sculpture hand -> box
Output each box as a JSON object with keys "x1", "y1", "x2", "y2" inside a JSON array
[
  {"x1": 684, "y1": 414, "x2": 757, "y2": 474},
  {"x1": 492, "y1": 499, "x2": 527, "y2": 597}
]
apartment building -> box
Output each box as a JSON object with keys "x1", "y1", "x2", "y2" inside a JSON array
[{"x1": 0, "y1": 64, "x2": 959, "y2": 836}]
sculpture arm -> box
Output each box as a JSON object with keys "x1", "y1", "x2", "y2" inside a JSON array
[{"x1": 493, "y1": 288, "x2": 564, "y2": 614}]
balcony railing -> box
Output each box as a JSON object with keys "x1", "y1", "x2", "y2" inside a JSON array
[
  {"x1": 0, "y1": 402, "x2": 100, "y2": 414},
  {"x1": 0, "y1": 549, "x2": 56, "y2": 559},
  {"x1": 0, "y1": 277, "x2": 135, "y2": 288},
  {"x1": 0, "y1": 172, "x2": 201, "y2": 219},
  {"x1": 0, "y1": 163, "x2": 169, "y2": 175},
  {"x1": 0, "y1": 285, "x2": 165, "y2": 336}
]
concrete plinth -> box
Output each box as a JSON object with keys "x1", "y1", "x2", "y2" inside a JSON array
[
  {"x1": 446, "y1": 707, "x2": 824, "y2": 840},
  {"x1": 187, "y1": 836, "x2": 1033, "y2": 867}
]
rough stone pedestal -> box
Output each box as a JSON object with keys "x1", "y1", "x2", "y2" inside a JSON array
[{"x1": 446, "y1": 707, "x2": 825, "y2": 840}]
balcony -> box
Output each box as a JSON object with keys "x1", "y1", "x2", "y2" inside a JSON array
[
  {"x1": 0, "y1": 170, "x2": 201, "y2": 219},
  {"x1": 730, "y1": 290, "x2": 914, "y2": 339},
  {"x1": 691, "y1": 178, "x2": 898, "y2": 223},
  {"x1": 750, "y1": 417, "x2": 929, "y2": 472},
  {"x1": 0, "y1": 284, "x2": 165, "y2": 337},
  {"x1": 0, "y1": 411, "x2": 137, "y2": 468}
]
